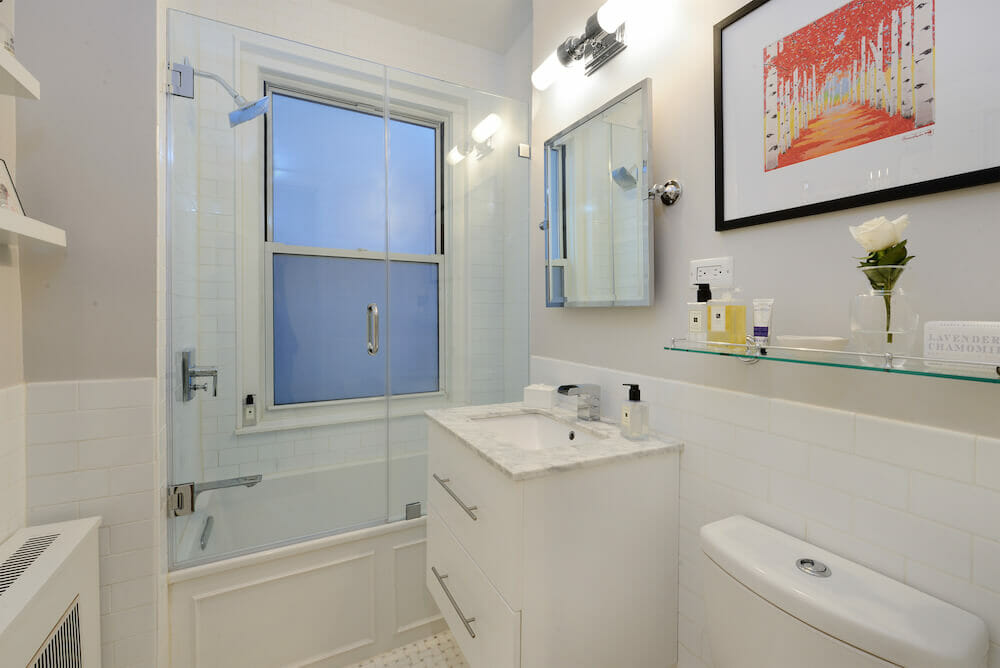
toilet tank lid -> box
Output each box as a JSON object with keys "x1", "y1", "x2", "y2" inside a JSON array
[{"x1": 700, "y1": 516, "x2": 989, "y2": 668}]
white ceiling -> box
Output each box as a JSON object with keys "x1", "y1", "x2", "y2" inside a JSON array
[{"x1": 332, "y1": 0, "x2": 533, "y2": 54}]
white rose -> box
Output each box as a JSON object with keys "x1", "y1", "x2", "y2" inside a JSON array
[{"x1": 849, "y1": 214, "x2": 910, "y2": 253}]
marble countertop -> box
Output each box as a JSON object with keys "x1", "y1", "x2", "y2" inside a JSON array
[{"x1": 425, "y1": 402, "x2": 682, "y2": 481}]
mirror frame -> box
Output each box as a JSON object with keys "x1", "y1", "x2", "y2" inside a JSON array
[{"x1": 543, "y1": 78, "x2": 653, "y2": 308}]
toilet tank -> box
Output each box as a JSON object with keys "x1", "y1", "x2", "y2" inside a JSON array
[{"x1": 700, "y1": 516, "x2": 989, "y2": 668}]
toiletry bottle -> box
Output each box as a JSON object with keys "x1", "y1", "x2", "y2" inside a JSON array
[
  {"x1": 620, "y1": 384, "x2": 649, "y2": 439},
  {"x1": 687, "y1": 283, "x2": 712, "y2": 343},
  {"x1": 708, "y1": 288, "x2": 747, "y2": 350},
  {"x1": 752, "y1": 298, "x2": 775, "y2": 347}
]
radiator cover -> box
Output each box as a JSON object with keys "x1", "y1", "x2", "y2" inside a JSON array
[{"x1": 0, "y1": 518, "x2": 101, "y2": 668}]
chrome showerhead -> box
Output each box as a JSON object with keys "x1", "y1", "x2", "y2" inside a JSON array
[
  {"x1": 168, "y1": 61, "x2": 269, "y2": 128},
  {"x1": 229, "y1": 95, "x2": 270, "y2": 127}
]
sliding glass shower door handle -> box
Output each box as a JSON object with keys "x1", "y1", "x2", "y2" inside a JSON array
[{"x1": 367, "y1": 303, "x2": 380, "y2": 356}]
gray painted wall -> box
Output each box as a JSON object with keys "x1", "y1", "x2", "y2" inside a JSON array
[
  {"x1": 0, "y1": 0, "x2": 21, "y2": 389},
  {"x1": 16, "y1": 0, "x2": 156, "y2": 382},
  {"x1": 0, "y1": 244, "x2": 23, "y2": 388},
  {"x1": 530, "y1": 0, "x2": 1000, "y2": 436}
]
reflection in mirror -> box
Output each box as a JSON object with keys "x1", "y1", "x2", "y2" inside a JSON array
[{"x1": 544, "y1": 79, "x2": 652, "y2": 307}]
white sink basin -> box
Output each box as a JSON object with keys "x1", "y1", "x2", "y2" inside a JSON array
[{"x1": 473, "y1": 413, "x2": 603, "y2": 450}]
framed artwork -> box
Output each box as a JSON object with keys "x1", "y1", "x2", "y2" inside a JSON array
[
  {"x1": 0, "y1": 158, "x2": 25, "y2": 216},
  {"x1": 714, "y1": 0, "x2": 1000, "y2": 231}
]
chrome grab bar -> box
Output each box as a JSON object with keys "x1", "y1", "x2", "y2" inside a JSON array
[
  {"x1": 168, "y1": 474, "x2": 262, "y2": 517},
  {"x1": 433, "y1": 473, "x2": 478, "y2": 520},
  {"x1": 432, "y1": 566, "x2": 476, "y2": 638},
  {"x1": 367, "y1": 303, "x2": 380, "y2": 356}
]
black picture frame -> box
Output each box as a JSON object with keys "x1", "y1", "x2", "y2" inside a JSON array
[{"x1": 714, "y1": 0, "x2": 1000, "y2": 232}]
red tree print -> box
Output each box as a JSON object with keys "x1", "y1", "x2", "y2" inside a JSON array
[{"x1": 763, "y1": 0, "x2": 935, "y2": 172}]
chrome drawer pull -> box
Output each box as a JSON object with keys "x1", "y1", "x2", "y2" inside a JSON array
[
  {"x1": 432, "y1": 566, "x2": 477, "y2": 638},
  {"x1": 433, "y1": 473, "x2": 478, "y2": 521}
]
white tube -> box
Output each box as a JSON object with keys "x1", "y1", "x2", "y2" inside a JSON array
[
  {"x1": 597, "y1": 0, "x2": 628, "y2": 33},
  {"x1": 531, "y1": 50, "x2": 563, "y2": 91},
  {"x1": 753, "y1": 298, "x2": 774, "y2": 346}
]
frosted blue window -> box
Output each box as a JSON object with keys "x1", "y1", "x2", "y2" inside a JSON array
[
  {"x1": 271, "y1": 94, "x2": 386, "y2": 251},
  {"x1": 271, "y1": 93, "x2": 437, "y2": 254},
  {"x1": 387, "y1": 262, "x2": 440, "y2": 395},
  {"x1": 269, "y1": 89, "x2": 441, "y2": 405},
  {"x1": 272, "y1": 255, "x2": 439, "y2": 405}
]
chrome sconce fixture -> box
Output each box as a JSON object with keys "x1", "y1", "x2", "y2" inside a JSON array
[
  {"x1": 531, "y1": 0, "x2": 628, "y2": 91},
  {"x1": 446, "y1": 113, "x2": 502, "y2": 165}
]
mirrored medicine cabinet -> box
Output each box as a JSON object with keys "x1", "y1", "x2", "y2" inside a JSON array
[{"x1": 543, "y1": 79, "x2": 653, "y2": 307}]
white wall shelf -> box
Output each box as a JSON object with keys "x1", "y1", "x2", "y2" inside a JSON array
[
  {"x1": 0, "y1": 208, "x2": 65, "y2": 246},
  {"x1": 0, "y1": 48, "x2": 39, "y2": 99}
]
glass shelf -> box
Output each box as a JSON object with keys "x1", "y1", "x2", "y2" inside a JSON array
[{"x1": 665, "y1": 338, "x2": 1000, "y2": 384}]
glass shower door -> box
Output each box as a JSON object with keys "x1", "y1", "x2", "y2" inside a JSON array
[
  {"x1": 266, "y1": 85, "x2": 391, "y2": 535},
  {"x1": 165, "y1": 11, "x2": 391, "y2": 568},
  {"x1": 384, "y1": 68, "x2": 531, "y2": 521},
  {"x1": 165, "y1": 10, "x2": 529, "y2": 569}
]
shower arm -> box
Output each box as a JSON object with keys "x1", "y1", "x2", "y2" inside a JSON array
[{"x1": 192, "y1": 68, "x2": 249, "y2": 107}]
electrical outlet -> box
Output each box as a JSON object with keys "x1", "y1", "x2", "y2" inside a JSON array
[{"x1": 689, "y1": 256, "x2": 734, "y2": 288}]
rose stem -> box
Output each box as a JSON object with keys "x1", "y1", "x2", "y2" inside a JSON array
[{"x1": 883, "y1": 292, "x2": 893, "y2": 344}]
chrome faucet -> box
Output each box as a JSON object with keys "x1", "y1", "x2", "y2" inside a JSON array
[
  {"x1": 557, "y1": 384, "x2": 601, "y2": 421},
  {"x1": 168, "y1": 474, "x2": 262, "y2": 517}
]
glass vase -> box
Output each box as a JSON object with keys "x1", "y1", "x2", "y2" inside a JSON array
[{"x1": 849, "y1": 266, "x2": 919, "y2": 367}]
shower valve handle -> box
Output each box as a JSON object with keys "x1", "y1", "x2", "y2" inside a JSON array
[{"x1": 181, "y1": 349, "x2": 218, "y2": 401}]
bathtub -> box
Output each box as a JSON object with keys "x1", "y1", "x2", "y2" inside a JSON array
[{"x1": 168, "y1": 455, "x2": 443, "y2": 667}]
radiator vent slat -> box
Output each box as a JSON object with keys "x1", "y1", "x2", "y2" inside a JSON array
[
  {"x1": 30, "y1": 599, "x2": 81, "y2": 668},
  {"x1": 0, "y1": 534, "x2": 58, "y2": 596}
]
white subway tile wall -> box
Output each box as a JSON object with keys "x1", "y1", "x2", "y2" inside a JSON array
[
  {"x1": 25, "y1": 379, "x2": 158, "y2": 668},
  {"x1": 531, "y1": 355, "x2": 1000, "y2": 667},
  {"x1": 0, "y1": 384, "x2": 26, "y2": 543}
]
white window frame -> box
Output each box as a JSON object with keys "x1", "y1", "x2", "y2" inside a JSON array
[
  {"x1": 263, "y1": 85, "x2": 446, "y2": 413},
  {"x1": 232, "y1": 43, "x2": 468, "y2": 433}
]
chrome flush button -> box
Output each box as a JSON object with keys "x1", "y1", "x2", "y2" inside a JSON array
[{"x1": 796, "y1": 558, "x2": 831, "y2": 577}]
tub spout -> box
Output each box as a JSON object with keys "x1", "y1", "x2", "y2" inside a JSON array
[{"x1": 168, "y1": 474, "x2": 263, "y2": 517}]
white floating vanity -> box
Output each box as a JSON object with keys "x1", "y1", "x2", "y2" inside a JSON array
[{"x1": 425, "y1": 403, "x2": 681, "y2": 667}]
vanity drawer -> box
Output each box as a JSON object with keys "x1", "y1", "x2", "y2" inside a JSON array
[
  {"x1": 427, "y1": 509, "x2": 521, "y2": 668},
  {"x1": 428, "y1": 421, "x2": 523, "y2": 608}
]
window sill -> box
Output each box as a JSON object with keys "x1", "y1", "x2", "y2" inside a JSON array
[{"x1": 233, "y1": 394, "x2": 459, "y2": 436}]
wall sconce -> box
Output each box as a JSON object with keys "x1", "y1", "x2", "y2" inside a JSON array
[
  {"x1": 446, "y1": 145, "x2": 468, "y2": 166},
  {"x1": 447, "y1": 113, "x2": 503, "y2": 165},
  {"x1": 531, "y1": 0, "x2": 628, "y2": 91}
]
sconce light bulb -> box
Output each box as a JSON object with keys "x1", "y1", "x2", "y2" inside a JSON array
[
  {"x1": 531, "y1": 50, "x2": 563, "y2": 91},
  {"x1": 446, "y1": 145, "x2": 467, "y2": 165},
  {"x1": 471, "y1": 113, "x2": 502, "y2": 144},
  {"x1": 597, "y1": 0, "x2": 628, "y2": 33}
]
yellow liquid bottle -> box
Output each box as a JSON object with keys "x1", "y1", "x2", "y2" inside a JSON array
[{"x1": 707, "y1": 300, "x2": 747, "y2": 351}]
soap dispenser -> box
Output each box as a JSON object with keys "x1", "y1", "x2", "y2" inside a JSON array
[
  {"x1": 620, "y1": 384, "x2": 649, "y2": 439},
  {"x1": 687, "y1": 283, "x2": 712, "y2": 343}
]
